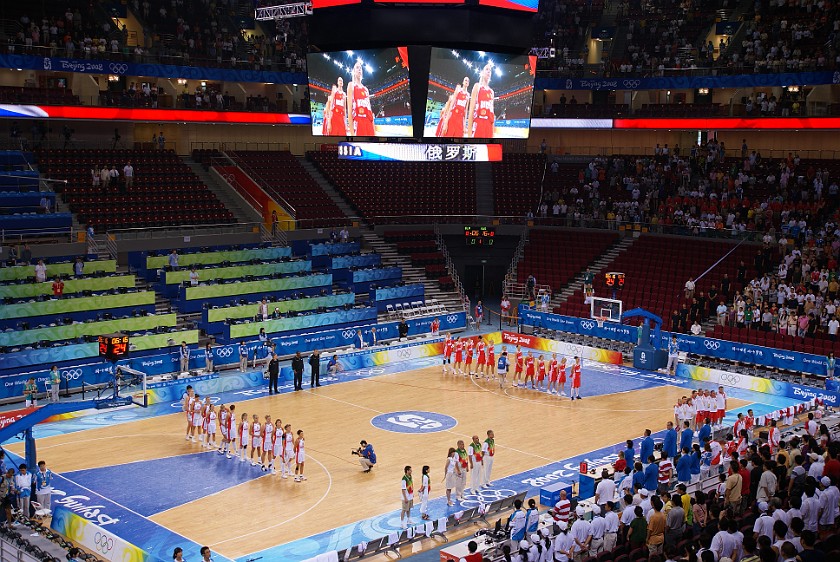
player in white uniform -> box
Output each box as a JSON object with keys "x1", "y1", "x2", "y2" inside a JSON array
[
  {"x1": 272, "y1": 420, "x2": 284, "y2": 474},
  {"x1": 419, "y1": 465, "x2": 431, "y2": 520},
  {"x1": 191, "y1": 395, "x2": 203, "y2": 443},
  {"x1": 715, "y1": 388, "x2": 727, "y2": 429},
  {"x1": 238, "y1": 412, "x2": 249, "y2": 462},
  {"x1": 218, "y1": 404, "x2": 228, "y2": 454},
  {"x1": 182, "y1": 386, "x2": 195, "y2": 441},
  {"x1": 222, "y1": 404, "x2": 236, "y2": 458},
  {"x1": 200, "y1": 397, "x2": 211, "y2": 446},
  {"x1": 206, "y1": 404, "x2": 217, "y2": 450},
  {"x1": 282, "y1": 424, "x2": 295, "y2": 479},
  {"x1": 261, "y1": 415, "x2": 274, "y2": 472},
  {"x1": 250, "y1": 415, "x2": 262, "y2": 466},
  {"x1": 294, "y1": 429, "x2": 306, "y2": 482}
]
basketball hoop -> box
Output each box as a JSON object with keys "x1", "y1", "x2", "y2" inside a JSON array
[{"x1": 596, "y1": 316, "x2": 606, "y2": 329}]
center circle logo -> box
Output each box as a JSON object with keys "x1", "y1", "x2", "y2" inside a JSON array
[{"x1": 370, "y1": 410, "x2": 457, "y2": 434}]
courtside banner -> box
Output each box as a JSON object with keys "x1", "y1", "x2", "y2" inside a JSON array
[
  {"x1": 501, "y1": 331, "x2": 622, "y2": 364},
  {"x1": 677, "y1": 363, "x2": 840, "y2": 407},
  {"x1": 518, "y1": 306, "x2": 836, "y2": 378},
  {"x1": 51, "y1": 506, "x2": 150, "y2": 562},
  {"x1": 0, "y1": 407, "x2": 36, "y2": 430}
]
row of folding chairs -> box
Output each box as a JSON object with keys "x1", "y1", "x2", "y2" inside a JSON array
[
  {"x1": 385, "y1": 299, "x2": 447, "y2": 320},
  {"x1": 333, "y1": 491, "x2": 527, "y2": 561}
]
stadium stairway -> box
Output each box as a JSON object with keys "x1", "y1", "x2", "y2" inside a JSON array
[
  {"x1": 474, "y1": 163, "x2": 494, "y2": 217},
  {"x1": 297, "y1": 158, "x2": 358, "y2": 221},
  {"x1": 552, "y1": 235, "x2": 636, "y2": 308},
  {"x1": 184, "y1": 159, "x2": 263, "y2": 224},
  {"x1": 360, "y1": 231, "x2": 463, "y2": 319}
]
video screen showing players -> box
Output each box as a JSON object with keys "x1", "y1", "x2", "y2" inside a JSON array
[
  {"x1": 424, "y1": 48, "x2": 536, "y2": 139},
  {"x1": 307, "y1": 48, "x2": 412, "y2": 137}
]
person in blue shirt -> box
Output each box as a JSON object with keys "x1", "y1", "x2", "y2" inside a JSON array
[
  {"x1": 640, "y1": 430, "x2": 655, "y2": 466},
  {"x1": 327, "y1": 354, "x2": 340, "y2": 377},
  {"x1": 679, "y1": 421, "x2": 694, "y2": 453},
  {"x1": 697, "y1": 418, "x2": 712, "y2": 448},
  {"x1": 643, "y1": 457, "x2": 659, "y2": 492},
  {"x1": 34, "y1": 460, "x2": 53, "y2": 512},
  {"x1": 827, "y1": 352, "x2": 836, "y2": 379},
  {"x1": 238, "y1": 341, "x2": 248, "y2": 372},
  {"x1": 689, "y1": 444, "x2": 702, "y2": 483},
  {"x1": 676, "y1": 448, "x2": 692, "y2": 484},
  {"x1": 700, "y1": 443, "x2": 712, "y2": 479},
  {"x1": 168, "y1": 249, "x2": 179, "y2": 270},
  {"x1": 507, "y1": 499, "x2": 527, "y2": 544},
  {"x1": 631, "y1": 462, "x2": 645, "y2": 491},
  {"x1": 663, "y1": 422, "x2": 678, "y2": 459},
  {"x1": 355, "y1": 440, "x2": 376, "y2": 472},
  {"x1": 73, "y1": 257, "x2": 84, "y2": 278},
  {"x1": 179, "y1": 341, "x2": 190, "y2": 373},
  {"x1": 624, "y1": 440, "x2": 635, "y2": 468},
  {"x1": 525, "y1": 498, "x2": 539, "y2": 534}
]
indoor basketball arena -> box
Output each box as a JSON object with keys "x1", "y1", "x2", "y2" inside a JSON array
[{"x1": 0, "y1": 0, "x2": 839, "y2": 561}]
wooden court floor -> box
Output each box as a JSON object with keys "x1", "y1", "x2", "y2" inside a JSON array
[{"x1": 7, "y1": 366, "x2": 749, "y2": 560}]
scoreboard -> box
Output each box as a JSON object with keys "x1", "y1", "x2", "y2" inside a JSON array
[
  {"x1": 465, "y1": 225, "x2": 495, "y2": 246},
  {"x1": 99, "y1": 333, "x2": 130, "y2": 361}
]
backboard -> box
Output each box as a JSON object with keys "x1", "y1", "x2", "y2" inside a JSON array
[{"x1": 589, "y1": 296, "x2": 622, "y2": 323}]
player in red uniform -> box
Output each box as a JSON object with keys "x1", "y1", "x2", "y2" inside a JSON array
[
  {"x1": 442, "y1": 333, "x2": 454, "y2": 374},
  {"x1": 467, "y1": 63, "x2": 495, "y2": 139},
  {"x1": 474, "y1": 337, "x2": 486, "y2": 377},
  {"x1": 439, "y1": 77, "x2": 470, "y2": 138},
  {"x1": 570, "y1": 356, "x2": 582, "y2": 400},
  {"x1": 464, "y1": 338, "x2": 475, "y2": 376},
  {"x1": 485, "y1": 342, "x2": 495, "y2": 381},
  {"x1": 558, "y1": 357, "x2": 568, "y2": 397},
  {"x1": 513, "y1": 345, "x2": 524, "y2": 387},
  {"x1": 453, "y1": 337, "x2": 464, "y2": 375},
  {"x1": 547, "y1": 353, "x2": 559, "y2": 395},
  {"x1": 322, "y1": 77, "x2": 347, "y2": 136},
  {"x1": 524, "y1": 352, "x2": 535, "y2": 389},
  {"x1": 346, "y1": 60, "x2": 375, "y2": 137},
  {"x1": 537, "y1": 355, "x2": 547, "y2": 392}
]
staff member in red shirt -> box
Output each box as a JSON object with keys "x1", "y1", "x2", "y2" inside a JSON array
[{"x1": 51, "y1": 276, "x2": 64, "y2": 298}]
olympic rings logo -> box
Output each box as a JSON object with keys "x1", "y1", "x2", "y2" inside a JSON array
[
  {"x1": 342, "y1": 330, "x2": 356, "y2": 339},
  {"x1": 719, "y1": 373, "x2": 741, "y2": 385},
  {"x1": 446, "y1": 315, "x2": 458, "y2": 324},
  {"x1": 215, "y1": 347, "x2": 234, "y2": 358},
  {"x1": 459, "y1": 488, "x2": 516, "y2": 508},
  {"x1": 61, "y1": 369, "x2": 83, "y2": 380},
  {"x1": 623, "y1": 80, "x2": 641, "y2": 88},
  {"x1": 580, "y1": 320, "x2": 595, "y2": 331},
  {"x1": 94, "y1": 531, "x2": 115, "y2": 554},
  {"x1": 109, "y1": 63, "x2": 128, "y2": 74},
  {"x1": 703, "y1": 340, "x2": 721, "y2": 350}
]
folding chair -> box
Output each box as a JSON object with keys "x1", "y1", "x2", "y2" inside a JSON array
[{"x1": 386, "y1": 303, "x2": 396, "y2": 319}]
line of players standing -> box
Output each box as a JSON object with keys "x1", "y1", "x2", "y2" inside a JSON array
[
  {"x1": 441, "y1": 334, "x2": 584, "y2": 399},
  {"x1": 181, "y1": 386, "x2": 308, "y2": 482}
]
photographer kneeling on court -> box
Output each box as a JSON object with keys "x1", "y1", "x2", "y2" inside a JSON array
[{"x1": 352, "y1": 440, "x2": 377, "y2": 472}]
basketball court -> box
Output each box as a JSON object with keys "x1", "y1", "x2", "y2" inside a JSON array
[{"x1": 2, "y1": 341, "x2": 801, "y2": 562}]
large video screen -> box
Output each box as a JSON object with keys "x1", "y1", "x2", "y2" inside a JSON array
[
  {"x1": 478, "y1": 0, "x2": 539, "y2": 12},
  {"x1": 424, "y1": 48, "x2": 536, "y2": 139},
  {"x1": 307, "y1": 48, "x2": 413, "y2": 137}
]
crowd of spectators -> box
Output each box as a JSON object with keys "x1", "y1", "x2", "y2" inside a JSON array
[
  {"x1": 711, "y1": 228, "x2": 840, "y2": 344},
  {"x1": 712, "y1": 1, "x2": 840, "y2": 74},
  {"x1": 130, "y1": 0, "x2": 306, "y2": 72},
  {"x1": 537, "y1": 140, "x2": 837, "y2": 239},
  {"x1": 533, "y1": 0, "x2": 604, "y2": 75},
  {"x1": 2, "y1": 2, "x2": 127, "y2": 60}
]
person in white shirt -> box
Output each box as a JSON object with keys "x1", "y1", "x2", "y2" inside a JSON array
[
  {"x1": 551, "y1": 521, "x2": 574, "y2": 562},
  {"x1": 829, "y1": 316, "x2": 839, "y2": 340},
  {"x1": 717, "y1": 302, "x2": 728, "y2": 325},
  {"x1": 805, "y1": 413, "x2": 819, "y2": 437},
  {"x1": 589, "y1": 505, "x2": 607, "y2": 556},
  {"x1": 754, "y1": 502, "x2": 776, "y2": 540},
  {"x1": 807, "y1": 453, "x2": 825, "y2": 479},
  {"x1": 818, "y1": 476, "x2": 839, "y2": 529},
  {"x1": 603, "y1": 501, "x2": 620, "y2": 552},
  {"x1": 570, "y1": 505, "x2": 593, "y2": 556},
  {"x1": 690, "y1": 321, "x2": 702, "y2": 335},
  {"x1": 595, "y1": 469, "x2": 616, "y2": 510},
  {"x1": 684, "y1": 278, "x2": 695, "y2": 299},
  {"x1": 711, "y1": 518, "x2": 738, "y2": 561},
  {"x1": 34, "y1": 260, "x2": 47, "y2": 282},
  {"x1": 801, "y1": 487, "x2": 820, "y2": 532},
  {"x1": 189, "y1": 267, "x2": 199, "y2": 287},
  {"x1": 123, "y1": 162, "x2": 134, "y2": 188}
]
